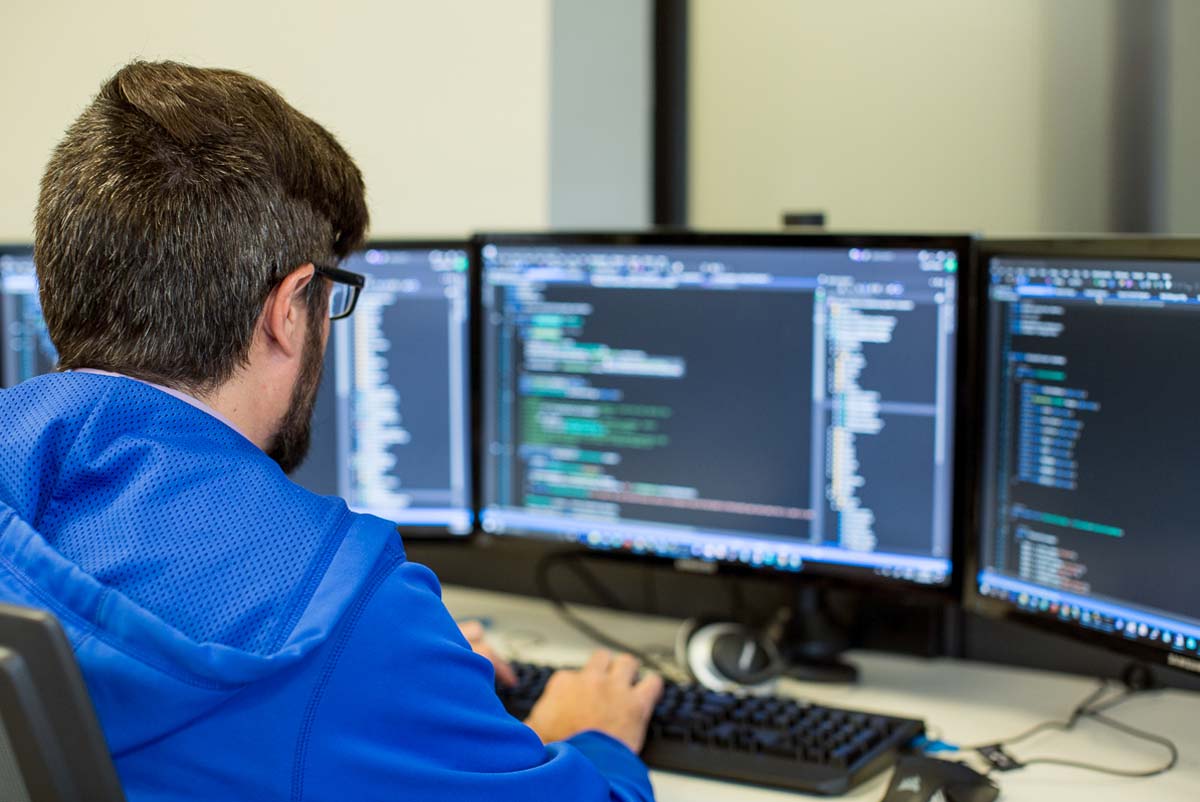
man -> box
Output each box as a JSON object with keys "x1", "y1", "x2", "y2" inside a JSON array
[{"x1": 0, "y1": 61, "x2": 661, "y2": 800}]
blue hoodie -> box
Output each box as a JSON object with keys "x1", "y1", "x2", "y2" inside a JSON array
[{"x1": 0, "y1": 372, "x2": 654, "y2": 801}]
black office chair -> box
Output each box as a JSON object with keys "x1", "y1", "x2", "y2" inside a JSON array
[{"x1": 0, "y1": 603, "x2": 125, "y2": 802}]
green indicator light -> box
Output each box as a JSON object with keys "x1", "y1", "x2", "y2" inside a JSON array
[{"x1": 945, "y1": 259, "x2": 958, "y2": 273}]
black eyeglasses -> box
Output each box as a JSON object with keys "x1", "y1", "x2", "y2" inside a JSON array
[{"x1": 312, "y1": 264, "x2": 366, "y2": 320}]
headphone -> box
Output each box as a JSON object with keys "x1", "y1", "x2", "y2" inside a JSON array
[{"x1": 674, "y1": 618, "x2": 786, "y2": 692}]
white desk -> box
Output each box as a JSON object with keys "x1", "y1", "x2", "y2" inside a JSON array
[{"x1": 443, "y1": 585, "x2": 1200, "y2": 801}]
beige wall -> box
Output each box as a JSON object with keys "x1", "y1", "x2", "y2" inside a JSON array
[
  {"x1": 1166, "y1": 0, "x2": 1200, "y2": 233},
  {"x1": 0, "y1": 0, "x2": 551, "y2": 242},
  {"x1": 689, "y1": 0, "x2": 1118, "y2": 235}
]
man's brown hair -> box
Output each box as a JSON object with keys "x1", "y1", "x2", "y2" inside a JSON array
[{"x1": 34, "y1": 60, "x2": 368, "y2": 393}]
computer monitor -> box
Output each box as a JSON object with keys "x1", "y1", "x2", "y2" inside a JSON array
[
  {"x1": 0, "y1": 246, "x2": 57, "y2": 388},
  {"x1": 291, "y1": 241, "x2": 474, "y2": 535},
  {"x1": 971, "y1": 238, "x2": 1200, "y2": 677},
  {"x1": 478, "y1": 232, "x2": 971, "y2": 590},
  {"x1": 0, "y1": 241, "x2": 473, "y2": 535}
]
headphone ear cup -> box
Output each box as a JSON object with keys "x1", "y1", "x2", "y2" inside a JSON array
[
  {"x1": 674, "y1": 617, "x2": 714, "y2": 681},
  {"x1": 676, "y1": 619, "x2": 784, "y2": 692}
]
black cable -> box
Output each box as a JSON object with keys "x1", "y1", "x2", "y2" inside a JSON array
[
  {"x1": 725, "y1": 576, "x2": 747, "y2": 622},
  {"x1": 1070, "y1": 679, "x2": 1124, "y2": 716},
  {"x1": 538, "y1": 555, "x2": 1179, "y2": 782},
  {"x1": 967, "y1": 719, "x2": 1071, "y2": 755},
  {"x1": 642, "y1": 564, "x2": 659, "y2": 615},
  {"x1": 963, "y1": 678, "x2": 1177, "y2": 780},
  {"x1": 535, "y1": 551, "x2": 668, "y2": 673},
  {"x1": 959, "y1": 679, "x2": 1119, "y2": 751},
  {"x1": 1081, "y1": 711, "x2": 1178, "y2": 774},
  {"x1": 1088, "y1": 685, "x2": 1162, "y2": 715},
  {"x1": 957, "y1": 681, "x2": 1097, "y2": 751},
  {"x1": 562, "y1": 555, "x2": 627, "y2": 610},
  {"x1": 1013, "y1": 713, "x2": 1178, "y2": 779}
]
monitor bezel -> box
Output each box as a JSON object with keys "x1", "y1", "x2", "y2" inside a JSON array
[
  {"x1": 967, "y1": 236, "x2": 1200, "y2": 676},
  {"x1": 339, "y1": 238, "x2": 478, "y2": 540},
  {"x1": 472, "y1": 230, "x2": 976, "y2": 599},
  {"x1": 0, "y1": 243, "x2": 37, "y2": 391}
]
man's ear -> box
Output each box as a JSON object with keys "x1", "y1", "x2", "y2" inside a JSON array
[{"x1": 261, "y1": 264, "x2": 317, "y2": 359}]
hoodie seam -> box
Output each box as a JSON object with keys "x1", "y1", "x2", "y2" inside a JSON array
[
  {"x1": 26, "y1": 381, "x2": 123, "y2": 529},
  {"x1": 0, "y1": 548, "x2": 243, "y2": 692},
  {"x1": 72, "y1": 630, "x2": 96, "y2": 655},
  {"x1": 270, "y1": 505, "x2": 353, "y2": 654},
  {"x1": 290, "y1": 544, "x2": 403, "y2": 802}
]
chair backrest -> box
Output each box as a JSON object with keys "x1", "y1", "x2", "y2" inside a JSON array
[{"x1": 0, "y1": 603, "x2": 125, "y2": 802}]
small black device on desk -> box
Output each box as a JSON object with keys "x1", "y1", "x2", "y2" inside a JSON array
[
  {"x1": 880, "y1": 755, "x2": 998, "y2": 802},
  {"x1": 498, "y1": 661, "x2": 924, "y2": 796}
]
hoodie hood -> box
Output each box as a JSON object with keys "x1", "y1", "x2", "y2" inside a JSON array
[{"x1": 0, "y1": 373, "x2": 397, "y2": 754}]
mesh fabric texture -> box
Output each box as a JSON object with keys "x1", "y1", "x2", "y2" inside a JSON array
[{"x1": 0, "y1": 373, "x2": 349, "y2": 655}]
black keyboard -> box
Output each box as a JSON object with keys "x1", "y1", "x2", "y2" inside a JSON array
[{"x1": 498, "y1": 661, "x2": 924, "y2": 796}]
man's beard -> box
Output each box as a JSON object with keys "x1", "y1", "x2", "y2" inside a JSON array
[{"x1": 266, "y1": 308, "x2": 326, "y2": 474}]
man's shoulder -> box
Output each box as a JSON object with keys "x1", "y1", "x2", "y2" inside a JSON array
[
  {"x1": 0, "y1": 371, "x2": 255, "y2": 466},
  {"x1": 0, "y1": 371, "x2": 389, "y2": 656},
  {"x1": 55, "y1": 454, "x2": 359, "y2": 656}
]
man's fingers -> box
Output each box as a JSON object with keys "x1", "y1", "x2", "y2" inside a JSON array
[
  {"x1": 491, "y1": 650, "x2": 518, "y2": 687},
  {"x1": 634, "y1": 672, "x2": 665, "y2": 708},
  {"x1": 608, "y1": 652, "x2": 640, "y2": 684},
  {"x1": 459, "y1": 619, "x2": 484, "y2": 643},
  {"x1": 458, "y1": 620, "x2": 516, "y2": 686},
  {"x1": 584, "y1": 648, "x2": 613, "y2": 674}
]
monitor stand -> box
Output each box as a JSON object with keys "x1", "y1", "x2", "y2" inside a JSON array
[
  {"x1": 1120, "y1": 660, "x2": 1161, "y2": 692},
  {"x1": 775, "y1": 586, "x2": 860, "y2": 684}
]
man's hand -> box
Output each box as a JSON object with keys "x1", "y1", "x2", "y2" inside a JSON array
[
  {"x1": 459, "y1": 619, "x2": 518, "y2": 687},
  {"x1": 522, "y1": 649, "x2": 664, "y2": 754}
]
